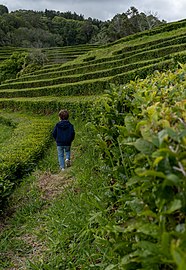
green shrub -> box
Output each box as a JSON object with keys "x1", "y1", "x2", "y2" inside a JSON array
[
  {"x1": 0, "y1": 112, "x2": 53, "y2": 207},
  {"x1": 0, "y1": 52, "x2": 28, "y2": 82},
  {"x1": 0, "y1": 77, "x2": 109, "y2": 98},
  {"x1": 0, "y1": 96, "x2": 98, "y2": 118},
  {"x1": 87, "y1": 64, "x2": 186, "y2": 269}
]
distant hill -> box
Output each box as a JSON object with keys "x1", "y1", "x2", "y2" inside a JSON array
[
  {"x1": 0, "y1": 17, "x2": 185, "y2": 96},
  {"x1": 0, "y1": 5, "x2": 166, "y2": 47}
]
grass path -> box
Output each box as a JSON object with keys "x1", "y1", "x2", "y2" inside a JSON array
[
  {"x1": 37, "y1": 171, "x2": 73, "y2": 201},
  {"x1": 1, "y1": 172, "x2": 75, "y2": 269},
  {"x1": 0, "y1": 119, "x2": 93, "y2": 269},
  {"x1": 0, "y1": 150, "x2": 74, "y2": 269}
]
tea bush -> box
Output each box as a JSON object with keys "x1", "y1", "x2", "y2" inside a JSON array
[
  {"x1": 0, "y1": 95, "x2": 98, "y2": 118},
  {"x1": 0, "y1": 112, "x2": 53, "y2": 207},
  {"x1": 86, "y1": 64, "x2": 186, "y2": 269}
]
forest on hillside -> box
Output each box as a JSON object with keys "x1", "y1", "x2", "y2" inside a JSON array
[{"x1": 0, "y1": 5, "x2": 166, "y2": 47}]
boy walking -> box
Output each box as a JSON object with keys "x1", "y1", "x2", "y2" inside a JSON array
[{"x1": 52, "y1": 109, "x2": 75, "y2": 171}]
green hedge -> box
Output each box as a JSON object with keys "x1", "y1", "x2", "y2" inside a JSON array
[
  {"x1": 0, "y1": 95, "x2": 98, "y2": 117},
  {"x1": 110, "y1": 59, "x2": 176, "y2": 85},
  {"x1": 113, "y1": 33, "x2": 186, "y2": 55},
  {"x1": 9, "y1": 49, "x2": 186, "y2": 85},
  {"x1": 81, "y1": 43, "x2": 182, "y2": 71},
  {"x1": 0, "y1": 78, "x2": 109, "y2": 98},
  {"x1": 0, "y1": 58, "x2": 181, "y2": 99},
  {"x1": 87, "y1": 63, "x2": 186, "y2": 269},
  {"x1": 42, "y1": 44, "x2": 99, "y2": 54},
  {"x1": 0, "y1": 58, "x2": 163, "y2": 90},
  {"x1": 116, "y1": 43, "x2": 186, "y2": 65},
  {"x1": 0, "y1": 112, "x2": 53, "y2": 207},
  {"x1": 88, "y1": 42, "x2": 186, "y2": 66},
  {"x1": 4, "y1": 44, "x2": 186, "y2": 86}
]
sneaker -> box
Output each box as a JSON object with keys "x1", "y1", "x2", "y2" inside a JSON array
[
  {"x1": 65, "y1": 159, "x2": 71, "y2": 168},
  {"x1": 61, "y1": 168, "x2": 65, "y2": 171}
]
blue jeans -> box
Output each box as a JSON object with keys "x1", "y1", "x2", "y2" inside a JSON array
[{"x1": 57, "y1": 146, "x2": 70, "y2": 169}]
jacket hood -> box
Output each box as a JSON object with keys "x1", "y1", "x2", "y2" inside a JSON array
[{"x1": 57, "y1": 120, "x2": 71, "y2": 130}]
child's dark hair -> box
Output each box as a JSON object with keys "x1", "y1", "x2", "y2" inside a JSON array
[{"x1": 59, "y1": 109, "x2": 69, "y2": 120}]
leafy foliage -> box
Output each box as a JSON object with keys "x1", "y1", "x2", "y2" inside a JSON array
[
  {"x1": 85, "y1": 64, "x2": 186, "y2": 269},
  {"x1": 0, "y1": 5, "x2": 8, "y2": 16},
  {"x1": 0, "y1": 50, "x2": 48, "y2": 83},
  {"x1": 0, "y1": 52, "x2": 27, "y2": 82}
]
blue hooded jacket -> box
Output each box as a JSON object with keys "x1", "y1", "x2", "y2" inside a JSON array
[{"x1": 52, "y1": 120, "x2": 75, "y2": 146}]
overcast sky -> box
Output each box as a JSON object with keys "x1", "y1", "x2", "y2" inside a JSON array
[{"x1": 1, "y1": 0, "x2": 186, "y2": 22}]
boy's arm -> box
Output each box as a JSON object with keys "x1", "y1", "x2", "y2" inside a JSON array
[
  {"x1": 52, "y1": 125, "x2": 57, "y2": 139},
  {"x1": 71, "y1": 125, "x2": 75, "y2": 141}
]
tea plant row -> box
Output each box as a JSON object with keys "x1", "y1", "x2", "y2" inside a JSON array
[
  {"x1": 0, "y1": 112, "x2": 53, "y2": 207},
  {"x1": 0, "y1": 95, "x2": 97, "y2": 116},
  {"x1": 85, "y1": 64, "x2": 186, "y2": 269}
]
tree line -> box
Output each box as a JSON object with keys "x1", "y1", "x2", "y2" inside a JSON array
[{"x1": 0, "y1": 5, "x2": 166, "y2": 47}]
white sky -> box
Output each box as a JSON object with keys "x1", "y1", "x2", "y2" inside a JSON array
[{"x1": 1, "y1": 0, "x2": 186, "y2": 22}]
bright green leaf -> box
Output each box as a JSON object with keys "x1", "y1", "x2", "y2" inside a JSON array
[
  {"x1": 134, "y1": 138, "x2": 155, "y2": 155},
  {"x1": 165, "y1": 199, "x2": 182, "y2": 214}
]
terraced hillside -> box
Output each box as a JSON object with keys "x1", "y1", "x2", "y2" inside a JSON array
[
  {"x1": 0, "y1": 19, "x2": 186, "y2": 102},
  {"x1": 42, "y1": 44, "x2": 100, "y2": 64},
  {"x1": 0, "y1": 44, "x2": 99, "y2": 67},
  {"x1": 0, "y1": 18, "x2": 186, "y2": 204}
]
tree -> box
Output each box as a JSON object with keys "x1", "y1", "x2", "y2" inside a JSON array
[
  {"x1": 145, "y1": 11, "x2": 166, "y2": 29},
  {"x1": 0, "y1": 5, "x2": 8, "y2": 16},
  {"x1": 127, "y1": 7, "x2": 143, "y2": 31},
  {"x1": 0, "y1": 52, "x2": 27, "y2": 82},
  {"x1": 90, "y1": 24, "x2": 110, "y2": 44},
  {"x1": 127, "y1": 7, "x2": 166, "y2": 32},
  {"x1": 18, "y1": 49, "x2": 48, "y2": 76},
  {"x1": 78, "y1": 20, "x2": 98, "y2": 43},
  {"x1": 107, "y1": 13, "x2": 135, "y2": 42},
  {"x1": 0, "y1": 49, "x2": 49, "y2": 82},
  {"x1": 0, "y1": 6, "x2": 166, "y2": 47}
]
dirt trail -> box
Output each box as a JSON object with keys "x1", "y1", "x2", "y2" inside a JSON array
[
  {"x1": 38, "y1": 170, "x2": 74, "y2": 200},
  {"x1": 1, "y1": 170, "x2": 74, "y2": 270}
]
